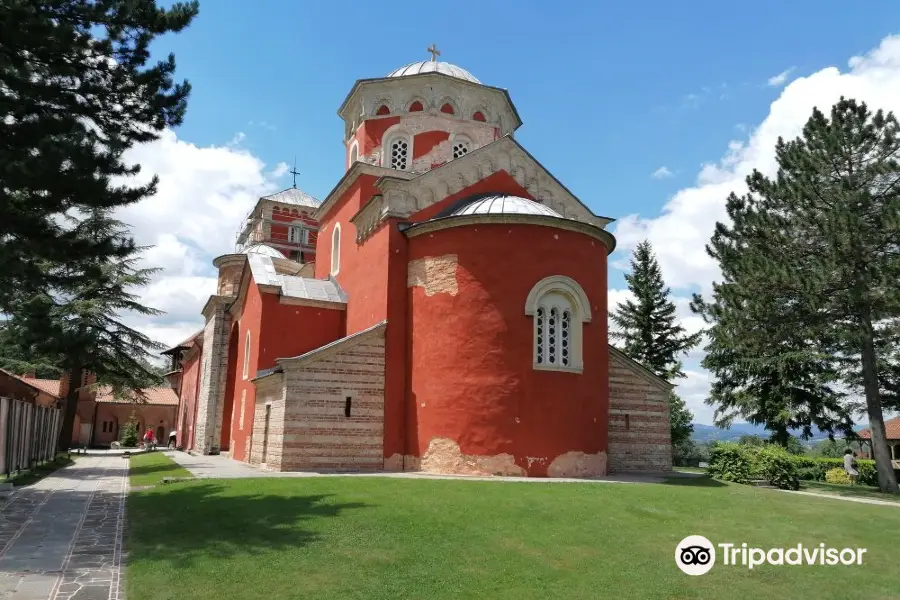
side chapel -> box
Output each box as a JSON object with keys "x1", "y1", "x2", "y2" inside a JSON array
[{"x1": 163, "y1": 50, "x2": 673, "y2": 477}]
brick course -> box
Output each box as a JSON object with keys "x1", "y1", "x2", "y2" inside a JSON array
[
  {"x1": 250, "y1": 323, "x2": 386, "y2": 471},
  {"x1": 607, "y1": 347, "x2": 673, "y2": 474}
]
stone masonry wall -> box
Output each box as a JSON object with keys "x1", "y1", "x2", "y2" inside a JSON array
[
  {"x1": 249, "y1": 374, "x2": 286, "y2": 469},
  {"x1": 193, "y1": 297, "x2": 231, "y2": 454},
  {"x1": 279, "y1": 325, "x2": 386, "y2": 471},
  {"x1": 607, "y1": 349, "x2": 672, "y2": 474}
]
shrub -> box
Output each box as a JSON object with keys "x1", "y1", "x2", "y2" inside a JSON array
[
  {"x1": 120, "y1": 418, "x2": 139, "y2": 448},
  {"x1": 755, "y1": 446, "x2": 800, "y2": 490},
  {"x1": 825, "y1": 468, "x2": 851, "y2": 485},
  {"x1": 797, "y1": 466, "x2": 821, "y2": 481},
  {"x1": 708, "y1": 442, "x2": 752, "y2": 484},
  {"x1": 855, "y1": 461, "x2": 877, "y2": 486}
]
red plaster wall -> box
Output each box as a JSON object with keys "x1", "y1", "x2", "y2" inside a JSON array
[
  {"x1": 410, "y1": 171, "x2": 534, "y2": 222},
  {"x1": 93, "y1": 403, "x2": 177, "y2": 446},
  {"x1": 314, "y1": 177, "x2": 408, "y2": 458},
  {"x1": 177, "y1": 350, "x2": 202, "y2": 449},
  {"x1": 406, "y1": 224, "x2": 609, "y2": 476},
  {"x1": 355, "y1": 117, "x2": 401, "y2": 156},
  {"x1": 226, "y1": 277, "x2": 346, "y2": 462},
  {"x1": 413, "y1": 131, "x2": 450, "y2": 159}
]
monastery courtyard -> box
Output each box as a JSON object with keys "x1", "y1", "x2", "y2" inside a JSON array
[{"x1": 0, "y1": 454, "x2": 896, "y2": 600}]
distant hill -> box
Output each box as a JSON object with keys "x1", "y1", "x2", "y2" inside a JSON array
[{"x1": 691, "y1": 423, "x2": 833, "y2": 443}]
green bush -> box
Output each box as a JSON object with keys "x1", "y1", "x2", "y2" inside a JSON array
[
  {"x1": 755, "y1": 445, "x2": 800, "y2": 490},
  {"x1": 708, "y1": 442, "x2": 752, "y2": 484},
  {"x1": 120, "y1": 418, "x2": 139, "y2": 448},
  {"x1": 825, "y1": 468, "x2": 851, "y2": 485},
  {"x1": 855, "y1": 461, "x2": 877, "y2": 486},
  {"x1": 797, "y1": 466, "x2": 821, "y2": 481}
]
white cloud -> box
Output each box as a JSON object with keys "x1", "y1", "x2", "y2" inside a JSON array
[
  {"x1": 651, "y1": 166, "x2": 673, "y2": 179},
  {"x1": 767, "y1": 66, "x2": 796, "y2": 87},
  {"x1": 114, "y1": 129, "x2": 285, "y2": 348},
  {"x1": 612, "y1": 34, "x2": 900, "y2": 420},
  {"x1": 269, "y1": 161, "x2": 290, "y2": 178}
]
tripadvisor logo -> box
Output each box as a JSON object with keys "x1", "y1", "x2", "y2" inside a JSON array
[{"x1": 675, "y1": 536, "x2": 867, "y2": 576}]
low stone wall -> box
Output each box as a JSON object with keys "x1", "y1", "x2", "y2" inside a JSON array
[
  {"x1": 607, "y1": 347, "x2": 673, "y2": 474},
  {"x1": 248, "y1": 374, "x2": 286, "y2": 469},
  {"x1": 278, "y1": 324, "x2": 386, "y2": 471}
]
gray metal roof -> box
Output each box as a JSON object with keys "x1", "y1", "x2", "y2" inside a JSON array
[
  {"x1": 261, "y1": 187, "x2": 321, "y2": 208},
  {"x1": 387, "y1": 61, "x2": 480, "y2": 84},
  {"x1": 246, "y1": 253, "x2": 346, "y2": 304},
  {"x1": 450, "y1": 195, "x2": 563, "y2": 218}
]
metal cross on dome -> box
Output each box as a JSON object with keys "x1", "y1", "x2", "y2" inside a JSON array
[
  {"x1": 427, "y1": 44, "x2": 440, "y2": 62},
  {"x1": 289, "y1": 157, "x2": 301, "y2": 189}
]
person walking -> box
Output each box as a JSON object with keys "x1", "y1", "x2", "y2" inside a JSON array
[{"x1": 843, "y1": 449, "x2": 858, "y2": 485}]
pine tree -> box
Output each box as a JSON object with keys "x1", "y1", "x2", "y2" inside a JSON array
[
  {"x1": 0, "y1": 0, "x2": 198, "y2": 305},
  {"x1": 611, "y1": 241, "x2": 702, "y2": 380},
  {"x1": 668, "y1": 391, "x2": 695, "y2": 458},
  {"x1": 1, "y1": 1, "x2": 197, "y2": 448},
  {"x1": 694, "y1": 98, "x2": 900, "y2": 492},
  {"x1": 5, "y1": 214, "x2": 164, "y2": 449}
]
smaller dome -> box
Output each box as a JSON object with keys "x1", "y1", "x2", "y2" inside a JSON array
[
  {"x1": 242, "y1": 244, "x2": 284, "y2": 259},
  {"x1": 451, "y1": 195, "x2": 563, "y2": 218},
  {"x1": 387, "y1": 61, "x2": 480, "y2": 84}
]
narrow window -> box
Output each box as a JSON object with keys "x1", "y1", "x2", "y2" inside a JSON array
[
  {"x1": 344, "y1": 397, "x2": 352, "y2": 418},
  {"x1": 349, "y1": 144, "x2": 358, "y2": 164},
  {"x1": 409, "y1": 100, "x2": 424, "y2": 112},
  {"x1": 440, "y1": 103, "x2": 455, "y2": 115},
  {"x1": 389, "y1": 137, "x2": 409, "y2": 170},
  {"x1": 548, "y1": 307, "x2": 558, "y2": 364},
  {"x1": 625, "y1": 414, "x2": 631, "y2": 430},
  {"x1": 535, "y1": 307, "x2": 544, "y2": 364},
  {"x1": 331, "y1": 223, "x2": 341, "y2": 275},
  {"x1": 561, "y1": 309, "x2": 571, "y2": 366},
  {"x1": 473, "y1": 111, "x2": 486, "y2": 122},
  {"x1": 242, "y1": 331, "x2": 251, "y2": 379},
  {"x1": 288, "y1": 225, "x2": 303, "y2": 243},
  {"x1": 376, "y1": 104, "x2": 390, "y2": 116}
]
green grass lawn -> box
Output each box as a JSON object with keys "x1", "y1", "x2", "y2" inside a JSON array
[
  {"x1": 673, "y1": 466, "x2": 708, "y2": 474},
  {"x1": 126, "y1": 475, "x2": 900, "y2": 600},
  {"x1": 128, "y1": 451, "x2": 193, "y2": 487},
  {"x1": 800, "y1": 480, "x2": 900, "y2": 504}
]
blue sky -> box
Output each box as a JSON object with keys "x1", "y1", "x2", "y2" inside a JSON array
[{"x1": 129, "y1": 1, "x2": 900, "y2": 423}]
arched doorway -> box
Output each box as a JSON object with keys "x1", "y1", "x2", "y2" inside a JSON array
[
  {"x1": 156, "y1": 425, "x2": 165, "y2": 443},
  {"x1": 220, "y1": 323, "x2": 240, "y2": 451}
]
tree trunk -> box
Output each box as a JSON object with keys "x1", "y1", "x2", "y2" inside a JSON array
[
  {"x1": 57, "y1": 368, "x2": 83, "y2": 452},
  {"x1": 859, "y1": 321, "x2": 899, "y2": 493}
]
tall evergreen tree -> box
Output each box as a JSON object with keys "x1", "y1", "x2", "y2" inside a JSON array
[
  {"x1": 0, "y1": 0, "x2": 198, "y2": 305},
  {"x1": 611, "y1": 240, "x2": 702, "y2": 457},
  {"x1": 611, "y1": 241, "x2": 702, "y2": 380},
  {"x1": 693, "y1": 98, "x2": 900, "y2": 492},
  {"x1": 1, "y1": 1, "x2": 198, "y2": 447}
]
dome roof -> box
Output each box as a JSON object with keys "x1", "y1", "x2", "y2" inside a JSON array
[
  {"x1": 242, "y1": 244, "x2": 284, "y2": 259},
  {"x1": 261, "y1": 187, "x2": 320, "y2": 209},
  {"x1": 387, "y1": 61, "x2": 480, "y2": 84},
  {"x1": 450, "y1": 195, "x2": 563, "y2": 218}
]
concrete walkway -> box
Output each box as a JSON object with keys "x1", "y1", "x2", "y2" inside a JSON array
[
  {"x1": 777, "y1": 488, "x2": 900, "y2": 508},
  {"x1": 166, "y1": 451, "x2": 674, "y2": 484},
  {"x1": 0, "y1": 456, "x2": 127, "y2": 600}
]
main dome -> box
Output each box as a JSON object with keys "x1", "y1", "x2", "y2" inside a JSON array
[{"x1": 387, "y1": 61, "x2": 480, "y2": 84}]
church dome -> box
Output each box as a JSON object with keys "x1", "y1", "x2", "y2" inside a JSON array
[
  {"x1": 387, "y1": 61, "x2": 480, "y2": 84},
  {"x1": 450, "y1": 195, "x2": 562, "y2": 218},
  {"x1": 242, "y1": 244, "x2": 284, "y2": 259}
]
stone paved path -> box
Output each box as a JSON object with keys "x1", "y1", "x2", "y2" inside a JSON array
[
  {"x1": 777, "y1": 488, "x2": 900, "y2": 508},
  {"x1": 0, "y1": 456, "x2": 127, "y2": 600}
]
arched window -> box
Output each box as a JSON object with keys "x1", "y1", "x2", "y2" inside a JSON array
[
  {"x1": 376, "y1": 104, "x2": 391, "y2": 116},
  {"x1": 440, "y1": 103, "x2": 455, "y2": 115},
  {"x1": 348, "y1": 140, "x2": 359, "y2": 166},
  {"x1": 472, "y1": 111, "x2": 486, "y2": 122},
  {"x1": 242, "y1": 331, "x2": 251, "y2": 379},
  {"x1": 331, "y1": 223, "x2": 341, "y2": 275},
  {"x1": 409, "y1": 100, "x2": 424, "y2": 112},
  {"x1": 384, "y1": 135, "x2": 411, "y2": 170},
  {"x1": 451, "y1": 136, "x2": 470, "y2": 160},
  {"x1": 525, "y1": 276, "x2": 592, "y2": 372}
]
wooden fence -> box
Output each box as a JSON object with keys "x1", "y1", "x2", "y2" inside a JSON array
[{"x1": 0, "y1": 396, "x2": 63, "y2": 476}]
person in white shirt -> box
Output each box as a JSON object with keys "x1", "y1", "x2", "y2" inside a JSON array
[{"x1": 843, "y1": 449, "x2": 858, "y2": 485}]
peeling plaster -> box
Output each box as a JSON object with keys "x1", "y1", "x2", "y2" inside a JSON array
[
  {"x1": 547, "y1": 451, "x2": 607, "y2": 477},
  {"x1": 420, "y1": 437, "x2": 525, "y2": 476},
  {"x1": 407, "y1": 254, "x2": 459, "y2": 296}
]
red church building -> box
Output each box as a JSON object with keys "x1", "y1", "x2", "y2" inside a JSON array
[{"x1": 164, "y1": 53, "x2": 673, "y2": 477}]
